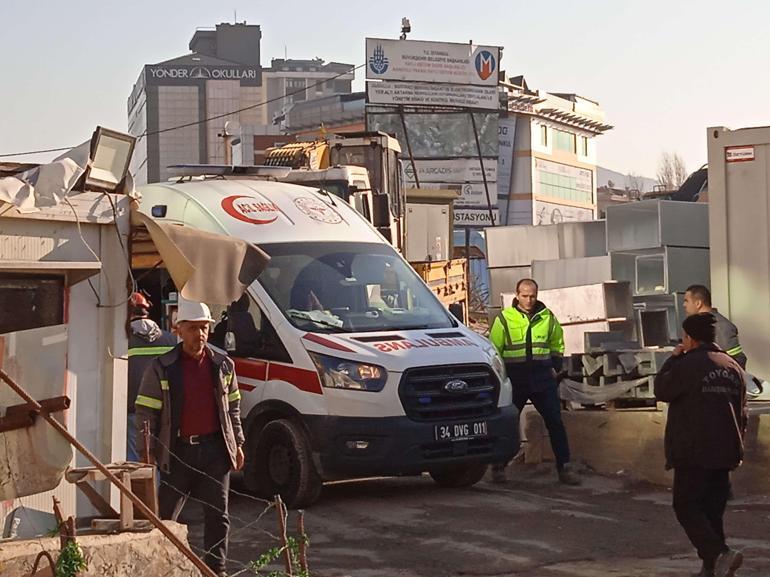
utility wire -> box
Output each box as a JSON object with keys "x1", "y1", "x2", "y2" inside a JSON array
[{"x1": 0, "y1": 63, "x2": 364, "y2": 159}]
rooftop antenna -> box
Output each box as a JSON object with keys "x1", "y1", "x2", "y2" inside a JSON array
[
  {"x1": 234, "y1": 9, "x2": 237, "y2": 23},
  {"x1": 284, "y1": 45, "x2": 288, "y2": 59}
]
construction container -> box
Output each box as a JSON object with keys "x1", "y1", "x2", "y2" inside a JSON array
[
  {"x1": 532, "y1": 255, "x2": 611, "y2": 290},
  {"x1": 708, "y1": 125, "x2": 770, "y2": 380},
  {"x1": 502, "y1": 282, "x2": 636, "y2": 354},
  {"x1": 610, "y1": 247, "x2": 710, "y2": 295},
  {"x1": 486, "y1": 220, "x2": 606, "y2": 268},
  {"x1": 605, "y1": 200, "x2": 709, "y2": 252}
]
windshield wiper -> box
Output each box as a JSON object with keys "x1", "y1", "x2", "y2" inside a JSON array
[
  {"x1": 286, "y1": 310, "x2": 349, "y2": 332},
  {"x1": 316, "y1": 186, "x2": 337, "y2": 207}
]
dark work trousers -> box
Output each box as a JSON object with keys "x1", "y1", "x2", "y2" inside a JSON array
[
  {"x1": 513, "y1": 385, "x2": 571, "y2": 469},
  {"x1": 672, "y1": 467, "x2": 731, "y2": 570},
  {"x1": 159, "y1": 435, "x2": 232, "y2": 573}
]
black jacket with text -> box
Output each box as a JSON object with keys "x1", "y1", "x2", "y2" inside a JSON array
[{"x1": 654, "y1": 343, "x2": 747, "y2": 471}]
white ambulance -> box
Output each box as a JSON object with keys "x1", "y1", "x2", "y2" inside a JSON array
[{"x1": 137, "y1": 175, "x2": 518, "y2": 507}]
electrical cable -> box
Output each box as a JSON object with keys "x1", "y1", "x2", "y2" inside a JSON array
[{"x1": 0, "y1": 63, "x2": 365, "y2": 159}]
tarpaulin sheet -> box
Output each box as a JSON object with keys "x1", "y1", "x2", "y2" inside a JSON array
[
  {"x1": 131, "y1": 209, "x2": 270, "y2": 305},
  {"x1": 0, "y1": 143, "x2": 89, "y2": 213},
  {"x1": 559, "y1": 377, "x2": 647, "y2": 405}
]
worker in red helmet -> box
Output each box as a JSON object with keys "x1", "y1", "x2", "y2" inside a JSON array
[{"x1": 126, "y1": 292, "x2": 176, "y2": 462}]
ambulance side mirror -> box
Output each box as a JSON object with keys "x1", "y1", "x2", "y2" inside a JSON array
[
  {"x1": 224, "y1": 304, "x2": 237, "y2": 352},
  {"x1": 224, "y1": 331, "x2": 237, "y2": 352},
  {"x1": 372, "y1": 193, "x2": 392, "y2": 228}
]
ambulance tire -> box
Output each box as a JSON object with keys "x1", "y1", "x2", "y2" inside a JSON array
[
  {"x1": 428, "y1": 463, "x2": 488, "y2": 488},
  {"x1": 245, "y1": 418, "x2": 322, "y2": 508}
]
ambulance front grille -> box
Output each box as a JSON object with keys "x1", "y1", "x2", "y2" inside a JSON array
[{"x1": 398, "y1": 364, "x2": 499, "y2": 422}]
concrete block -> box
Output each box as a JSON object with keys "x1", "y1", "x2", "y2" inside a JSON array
[
  {"x1": 581, "y1": 355, "x2": 603, "y2": 376},
  {"x1": 522, "y1": 408, "x2": 553, "y2": 464},
  {"x1": 600, "y1": 340, "x2": 641, "y2": 352},
  {"x1": 618, "y1": 352, "x2": 639, "y2": 373},
  {"x1": 602, "y1": 353, "x2": 625, "y2": 377},
  {"x1": 567, "y1": 354, "x2": 584, "y2": 377},
  {"x1": 561, "y1": 408, "x2": 770, "y2": 494},
  {"x1": 584, "y1": 331, "x2": 625, "y2": 353},
  {"x1": 0, "y1": 522, "x2": 198, "y2": 577},
  {"x1": 636, "y1": 350, "x2": 672, "y2": 376}
]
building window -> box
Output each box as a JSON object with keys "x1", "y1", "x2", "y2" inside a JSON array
[
  {"x1": 539, "y1": 124, "x2": 548, "y2": 147},
  {"x1": 553, "y1": 129, "x2": 576, "y2": 153},
  {"x1": 0, "y1": 275, "x2": 64, "y2": 334},
  {"x1": 581, "y1": 136, "x2": 589, "y2": 156},
  {"x1": 333, "y1": 79, "x2": 351, "y2": 93},
  {"x1": 286, "y1": 78, "x2": 306, "y2": 102}
]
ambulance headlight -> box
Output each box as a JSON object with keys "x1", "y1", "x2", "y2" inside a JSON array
[
  {"x1": 309, "y1": 353, "x2": 388, "y2": 392},
  {"x1": 485, "y1": 345, "x2": 507, "y2": 384}
]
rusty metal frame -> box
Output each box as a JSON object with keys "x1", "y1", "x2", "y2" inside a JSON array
[{"x1": 0, "y1": 368, "x2": 217, "y2": 577}]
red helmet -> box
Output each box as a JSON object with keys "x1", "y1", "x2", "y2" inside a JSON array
[{"x1": 130, "y1": 292, "x2": 151, "y2": 310}]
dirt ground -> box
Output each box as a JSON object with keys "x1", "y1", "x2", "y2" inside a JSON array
[{"x1": 183, "y1": 463, "x2": 770, "y2": 577}]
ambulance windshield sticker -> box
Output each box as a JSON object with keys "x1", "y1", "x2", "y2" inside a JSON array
[
  {"x1": 294, "y1": 197, "x2": 343, "y2": 224},
  {"x1": 222, "y1": 195, "x2": 280, "y2": 225},
  {"x1": 373, "y1": 337, "x2": 478, "y2": 353}
]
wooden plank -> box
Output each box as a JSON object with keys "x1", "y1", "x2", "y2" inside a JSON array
[
  {"x1": 119, "y1": 472, "x2": 133, "y2": 531},
  {"x1": 131, "y1": 473, "x2": 159, "y2": 519},
  {"x1": 75, "y1": 481, "x2": 118, "y2": 518}
]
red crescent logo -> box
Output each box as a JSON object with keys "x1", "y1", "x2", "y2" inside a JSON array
[{"x1": 221, "y1": 195, "x2": 279, "y2": 225}]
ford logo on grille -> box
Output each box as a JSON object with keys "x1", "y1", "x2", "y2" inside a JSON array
[{"x1": 444, "y1": 379, "x2": 469, "y2": 393}]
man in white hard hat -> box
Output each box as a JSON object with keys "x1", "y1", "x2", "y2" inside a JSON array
[{"x1": 136, "y1": 297, "x2": 245, "y2": 576}]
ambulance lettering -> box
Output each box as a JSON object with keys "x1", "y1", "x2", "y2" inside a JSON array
[
  {"x1": 373, "y1": 337, "x2": 478, "y2": 353},
  {"x1": 222, "y1": 195, "x2": 281, "y2": 225}
]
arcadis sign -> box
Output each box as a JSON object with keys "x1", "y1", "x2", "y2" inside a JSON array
[
  {"x1": 145, "y1": 64, "x2": 261, "y2": 86},
  {"x1": 365, "y1": 38, "x2": 500, "y2": 86}
]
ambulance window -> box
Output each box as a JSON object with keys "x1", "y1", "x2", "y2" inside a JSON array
[
  {"x1": 258, "y1": 241, "x2": 457, "y2": 333},
  {"x1": 209, "y1": 293, "x2": 290, "y2": 363}
]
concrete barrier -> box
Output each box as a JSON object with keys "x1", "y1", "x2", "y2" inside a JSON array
[
  {"x1": 523, "y1": 405, "x2": 770, "y2": 494},
  {"x1": 0, "y1": 522, "x2": 199, "y2": 577}
]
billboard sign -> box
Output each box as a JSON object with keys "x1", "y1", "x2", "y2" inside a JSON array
[
  {"x1": 145, "y1": 64, "x2": 261, "y2": 87},
  {"x1": 454, "y1": 208, "x2": 499, "y2": 227},
  {"x1": 534, "y1": 200, "x2": 594, "y2": 225},
  {"x1": 402, "y1": 159, "x2": 496, "y2": 184},
  {"x1": 367, "y1": 111, "x2": 498, "y2": 158},
  {"x1": 418, "y1": 182, "x2": 497, "y2": 207},
  {"x1": 534, "y1": 158, "x2": 594, "y2": 205},
  {"x1": 366, "y1": 38, "x2": 500, "y2": 86},
  {"x1": 497, "y1": 117, "x2": 517, "y2": 198},
  {"x1": 367, "y1": 81, "x2": 499, "y2": 110}
]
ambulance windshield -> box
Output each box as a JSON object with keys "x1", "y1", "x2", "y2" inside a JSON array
[{"x1": 257, "y1": 242, "x2": 458, "y2": 333}]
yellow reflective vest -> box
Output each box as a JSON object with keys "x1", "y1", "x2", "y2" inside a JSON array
[{"x1": 488, "y1": 303, "x2": 565, "y2": 386}]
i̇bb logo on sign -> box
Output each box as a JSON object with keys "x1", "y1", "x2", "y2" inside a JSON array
[{"x1": 221, "y1": 195, "x2": 280, "y2": 225}]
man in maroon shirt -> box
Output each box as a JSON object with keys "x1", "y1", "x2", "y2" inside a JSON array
[{"x1": 136, "y1": 298, "x2": 245, "y2": 576}]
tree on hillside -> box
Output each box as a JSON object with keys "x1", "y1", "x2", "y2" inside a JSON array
[
  {"x1": 627, "y1": 172, "x2": 646, "y2": 198},
  {"x1": 656, "y1": 152, "x2": 688, "y2": 190}
]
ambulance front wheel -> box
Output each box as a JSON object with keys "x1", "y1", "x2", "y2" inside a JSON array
[
  {"x1": 429, "y1": 463, "x2": 488, "y2": 488},
  {"x1": 244, "y1": 418, "x2": 322, "y2": 508}
]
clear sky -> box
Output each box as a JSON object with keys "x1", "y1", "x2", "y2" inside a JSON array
[{"x1": 1, "y1": 0, "x2": 768, "y2": 177}]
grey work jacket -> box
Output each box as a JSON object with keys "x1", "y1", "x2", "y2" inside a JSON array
[
  {"x1": 713, "y1": 309, "x2": 747, "y2": 369},
  {"x1": 135, "y1": 344, "x2": 245, "y2": 473}
]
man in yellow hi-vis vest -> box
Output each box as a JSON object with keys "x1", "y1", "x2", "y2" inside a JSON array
[{"x1": 488, "y1": 278, "x2": 580, "y2": 485}]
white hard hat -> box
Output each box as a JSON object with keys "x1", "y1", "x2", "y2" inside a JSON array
[{"x1": 176, "y1": 297, "x2": 214, "y2": 323}]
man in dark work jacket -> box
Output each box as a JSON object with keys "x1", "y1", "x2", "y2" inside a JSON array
[{"x1": 654, "y1": 313, "x2": 748, "y2": 577}]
